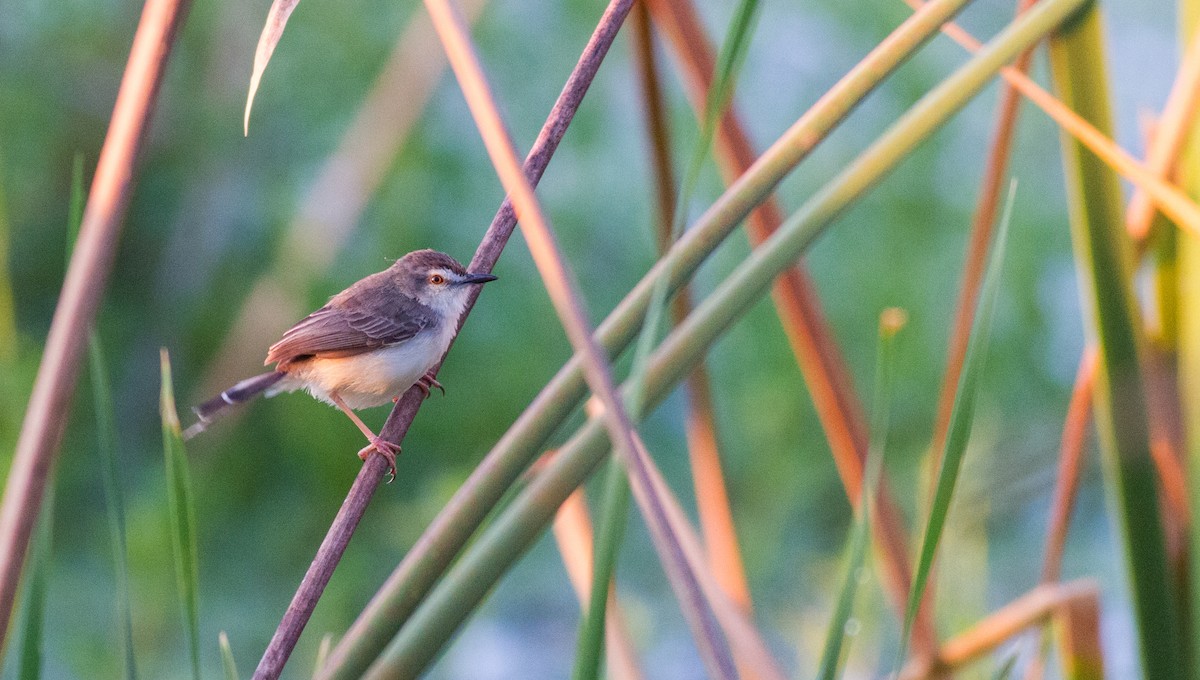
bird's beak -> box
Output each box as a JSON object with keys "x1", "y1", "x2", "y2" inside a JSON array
[{"x1": 460, "y1": 272, "x2": 498, "y2": 285}]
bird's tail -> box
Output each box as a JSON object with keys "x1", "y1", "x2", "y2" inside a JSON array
[{"x1": 184, "y1": 371, "x2": 286, "y2": 440}]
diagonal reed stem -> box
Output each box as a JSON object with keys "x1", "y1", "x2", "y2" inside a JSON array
[
  {"x1": 0, "y1": 0, "x2": 192, "y2": 650},
  {"x1": 253, "y1": 1, "x2": 640, "y2": 677}
]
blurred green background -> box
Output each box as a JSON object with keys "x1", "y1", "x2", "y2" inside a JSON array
[{"x1": 0, "y1": 0, "x2": 1183, "y2": 676}]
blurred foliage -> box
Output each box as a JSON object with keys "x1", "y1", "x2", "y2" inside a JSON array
[{"x1": 0, "y1": 0, "x2": 1183, "y2": 677}]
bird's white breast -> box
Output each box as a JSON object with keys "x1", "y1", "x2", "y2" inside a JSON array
[{"x1": 283, "y1": 326, "x2": 454, "y2": 410}]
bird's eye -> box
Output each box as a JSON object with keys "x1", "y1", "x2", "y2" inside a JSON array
[{"x1": 428, "y1": 274, "x2": 446, "y2": 285}]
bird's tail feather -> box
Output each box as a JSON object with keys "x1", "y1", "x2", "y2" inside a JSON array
[{"x1": 184, "y1": 371, "x2": 286, "y2": 440}]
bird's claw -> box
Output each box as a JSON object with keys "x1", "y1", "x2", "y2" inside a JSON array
[
  {"x1": 358, "y1": 436, "x2": 400, "y2": 483},
  {"x1": 417, "y1": 372, "x2": 445, "y2": 399}
]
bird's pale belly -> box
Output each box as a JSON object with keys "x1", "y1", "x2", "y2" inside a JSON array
[{"x1": 280, "y1": 339, "x2": 441, "y2": 410}]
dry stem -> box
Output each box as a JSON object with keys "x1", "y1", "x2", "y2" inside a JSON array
[{"x1": 0, "y1": 0, "x2": 192, "y2": 646}]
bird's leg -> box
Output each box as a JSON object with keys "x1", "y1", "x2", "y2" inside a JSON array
[
  {"x1": 328, "y1": 391, "x2": 399, "y2": 482},
  {"x1": 417, "y1": 371, "x2": 444, "y2": 398}
]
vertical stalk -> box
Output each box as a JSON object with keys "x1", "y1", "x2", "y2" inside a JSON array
[
  {"x1": 1180, "y1": 0, "x2": 1200, "y2": 668},
  {"x1": 1047, "y1": 6, "x2": 1185, "y2": 678}
]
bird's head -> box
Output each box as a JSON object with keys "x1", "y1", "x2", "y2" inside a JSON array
[{"x1": 391, "y1": 249, "x2": 497, "y2": 313}]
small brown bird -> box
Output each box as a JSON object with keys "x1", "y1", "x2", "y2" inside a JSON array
[{"x1": 187, "y1": 249, "x2": 497, "y2": 476}]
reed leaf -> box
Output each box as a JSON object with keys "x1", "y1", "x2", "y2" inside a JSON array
[
  {"x1": 570, "y1": 458, "x2": 630, "y2": 680},
  {"x1": 1047, "y1": 7, "x2": 1185, "y2": 677},
  {"x1": 244, "y1": 0, "x2": 300, "y2": 134},
  {"x1": 220, "y1": 631, "x2": 241, "y2": 680},
  {"x1": 15, "y1": 489, "x2": 52, "y2": 680},
  {"x1": 815, "y1": 309, "x2": 905, "y2": 680},
  {"x1": 160, "y1": 349, "x2": 201, "y2": 680},
  {"x1": 896, "y1": 182, "x2": 1014, "y2": 668}
]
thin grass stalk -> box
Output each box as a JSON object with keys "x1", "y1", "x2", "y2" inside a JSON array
[
  {"x1": 644, "y1": 0, "x2": 964, "y2": 651},
  {"x1": 570, "y1": 457, "x2": 630, "y2": 680},
  {"x1": 161, "y1": 350, "x2": 201, "y2": 680},
  {"x1": 288, "y1": 2, "x2": 641, "y2": 677},
  {"x1": 816, "y1": 309, "x2": 906, "y2": 680},
  {"x1": 403, "y1": 1, "x2": 734, "y2": 676},
  {"x1": 198, "y1": 0, "x2": 489, "y2": 398},
  {"x1": 60, "y1": 154, "x2": 138, "y2": 679},
  {"x1": 897, "y1": 581, "x2": 1100, "y2": 680},
  {"x1": 550, "y1": 478, "x2": 643, "y2": 680},
  {"x1": 1183, "y1": 1, "x2": 1200, "y2": 671},
  {"x1": 928, "y1": 0, "x2": 1036, "y2": 492},
  {"x1": 221, "y1": 631, "x2": 241, "y2": 680},
  {"x1": 633, "y1": 0, "x2": 751, "y2": 615},
  {"x1": 1046, "y1": 8, "x2": 1186, "y2": 677},
  {"x1": 0, "y1": 159, "x2": 13, "y2": 372},
  {"x1": 359, "y1": 1, "x2": 1089, "y2": 668},
  {"x1": 89, "y1": 340, "x2": 137, "y2": 679},
  {"x1": 0, "y1": 0, "x2": 192, "y2": 647},
  {"x1": 898, "y1": 183, "x2": 1015, "y2": 669},
  {"x1": 903, "y1": 0, "x2": 1200, "y2": 237},
  {"x1": 15, "y1": 489, "x2": 51, "y2": 680}
]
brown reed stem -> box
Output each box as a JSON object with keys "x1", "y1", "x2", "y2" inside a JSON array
[{"x1": 0, "y1": 0, "x2": 192, "y2": 648}]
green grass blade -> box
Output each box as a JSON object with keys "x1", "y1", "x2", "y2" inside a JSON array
[
  {"x1": 15, "y1": 489, "x2": 53, "y2": 680},
  {"x1": 161, "y1": 349, "x2": 201, "y2": 680},
  {"x1": 0, "y1": 152, "x2": 15, "y2": 371},
  {"x1": 220, "y1": 631, "x2": 240, "y2": 680},
  {"x1": 569, "y1": 458, "x2": 630, "y2": 680},
  {"x1": 313, "y1": 632, "x2": 333, "y2": 679},
  {"x1": 1047, "y1": 7, "x2": 1185, "y2": 678},
  {"x1": 815, "y1": 309, "x2": 905, "y2": 680},
  {"x1": 90, "y1": 338, "x2": 137, "y2": 680},
  {"x1": 69, "y1": 151, "x2": 137, "y2": 680},
  {"x1": 896, "y1": 183, "x2": 1016, "y2": 668}
]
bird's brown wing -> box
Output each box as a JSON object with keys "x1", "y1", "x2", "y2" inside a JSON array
[{"x1": 265, "y1": 293, "x2": 436, "y2": 367}]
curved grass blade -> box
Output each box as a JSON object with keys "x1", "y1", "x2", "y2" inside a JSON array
[
  {"x1": 570, "y1": 458, "x2": 630, "y2": 680},
  {"x1": 244, "y1": 0, "x2": 301, "y2": 135},
  {"x1": 896, "y1": 182, "x2": 1017, "y2": 669},
  {"x1": 815, "y1": 309, "x2": 905, "y2": 680},
  {"x1": 220, "y1": 631, "x2": 241, "y2": 680},
  {"x1": 312, "y1": 633, "x2": 333, "y2": 678},
  {"x1": 89, "y1": 339, "x2": 137, "y2": 679},
  {"x1": 68, "y1": 153, "x2": 139, "y2": 680},
  {"x1": 15, "y1": 489, "x2": 52, "y2": 680},
  {"x1": 160, "y1": 349, "x2": 201, "y2": 680}
]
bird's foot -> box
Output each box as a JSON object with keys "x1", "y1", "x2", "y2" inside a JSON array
[
  {"x1": 417, "y1": 372, "x2": 445, "y2": 399},
  {"x1": 358, "y1": 436, "x2": 401, "y2": 483}
]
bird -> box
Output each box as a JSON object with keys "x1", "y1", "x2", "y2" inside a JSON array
[{"x1": 185, "y1": 249, "x2": 497, "y2": 478}]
